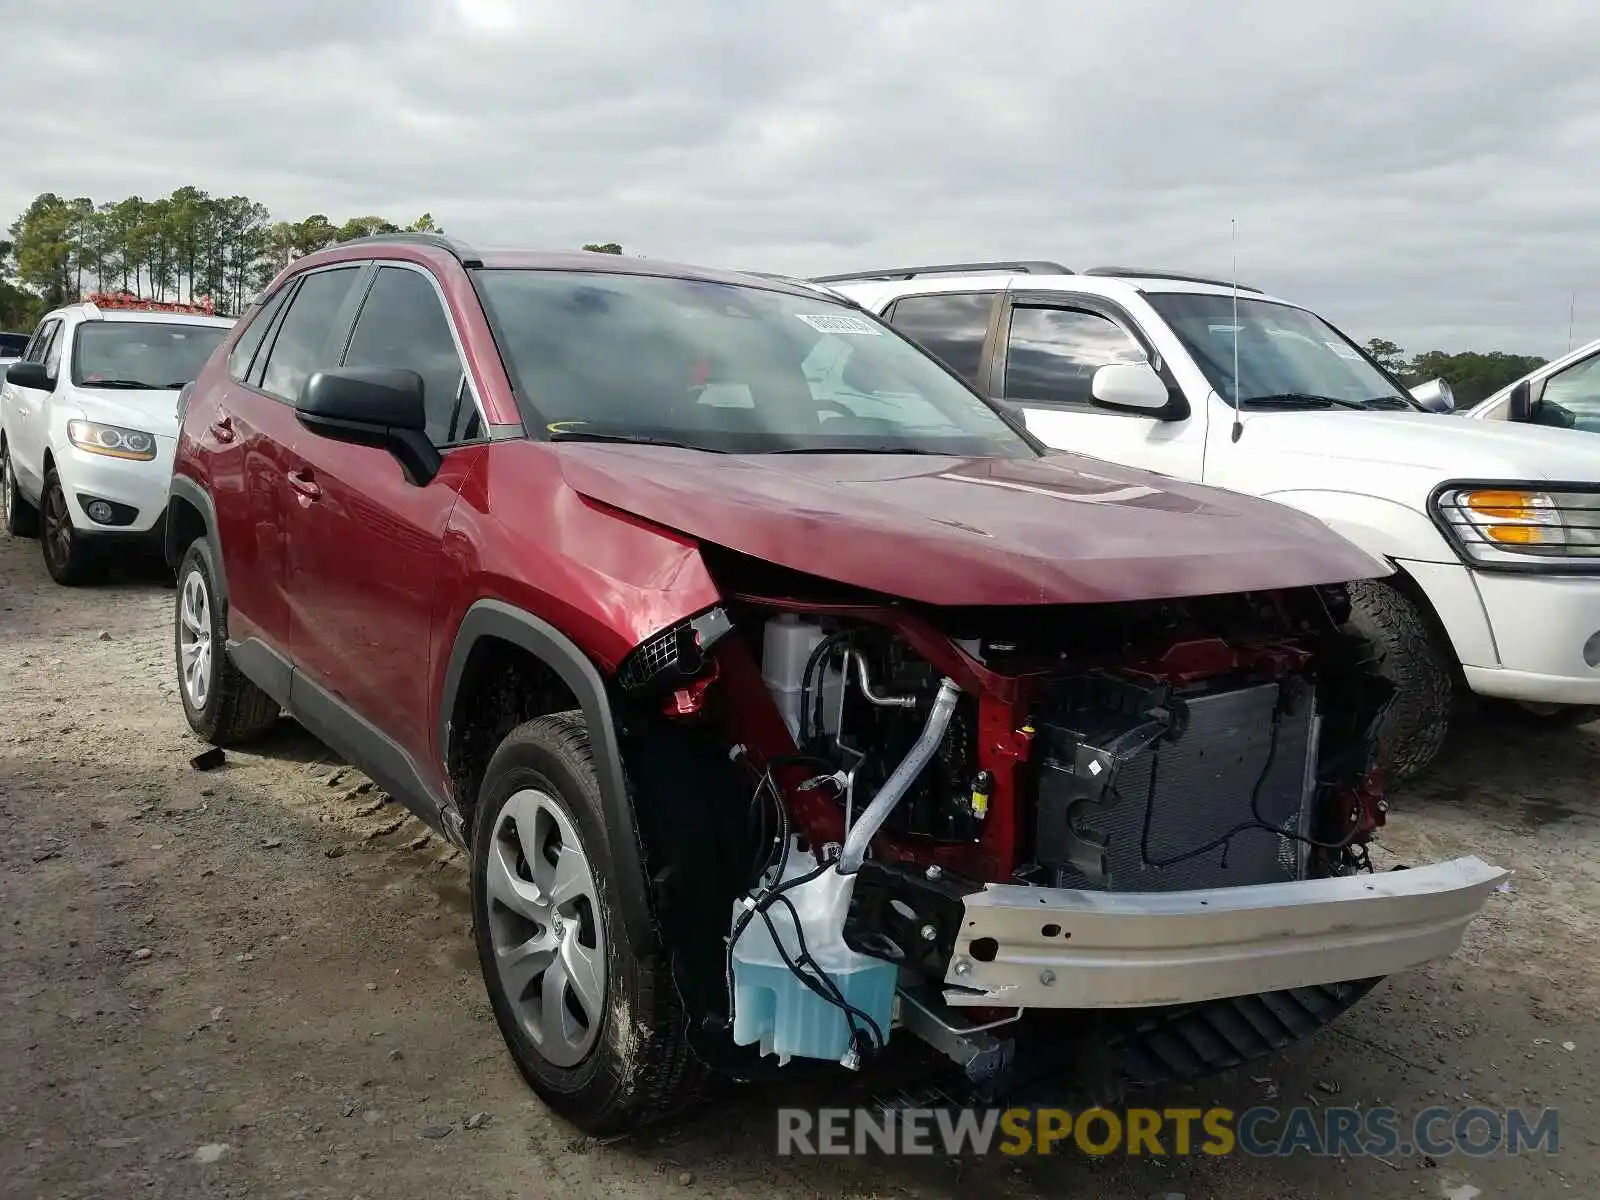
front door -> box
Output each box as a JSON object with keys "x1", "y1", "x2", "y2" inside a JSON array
[
  {"x1": 7, "y1": 318, "x2": 64, "y2": 497},
  {"x1": 282, "y1": 262, "x2": 486, "y2": 771},
  {"x1": 991, "y1": 297, "x2": 1206, "y2": 481},
  {"x1": 211, "y1": 264, "x2": 367, "y2": 654}
]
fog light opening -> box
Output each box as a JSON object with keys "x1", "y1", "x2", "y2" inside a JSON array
[
  {"x1": 1583, "y1": 630, "x2": 1600, "y2": 669},
  {"x1": 86, "y1": 500, "x2": 115, "y2": 524}
]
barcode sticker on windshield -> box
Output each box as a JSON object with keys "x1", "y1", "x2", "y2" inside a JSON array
[{"x1": 795, "y1": 313, "x2": 882, "y2": 336}]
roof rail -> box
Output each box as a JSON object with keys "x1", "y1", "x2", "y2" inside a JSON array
[
  {"x1": 1082, "y1": 266, "x2": 1262, "y2": 293},
  {"x1": 337, "y1": 232, "x2": 483, "y2": 267},
  {"x1": 810, "y1": 260, "x2": 1072, "y2": 284}
]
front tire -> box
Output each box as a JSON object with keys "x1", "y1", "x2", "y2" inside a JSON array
[
  {"x1": 175, "y1": 539, "x2": 280, "y2": 744},
  {"x1": 1346, "y1": 579, "x2": 1453, "y2": 785},
  {"x1": 2, "y1": 439, "x2": 39, "y2": 537},
  {"x1": 39, "y1": 466, "x2": 104, "y2": 585},
  {"x1": 470, "y1": 713, "x2": 709, "y2": 1134}
]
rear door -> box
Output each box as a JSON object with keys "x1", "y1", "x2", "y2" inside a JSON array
[
  {"x1": 282, "y1": 262, "x2": 485, "y2": 768},
  {"x1": 210, "y1": 265, "x2": 367, "y2": 663}
]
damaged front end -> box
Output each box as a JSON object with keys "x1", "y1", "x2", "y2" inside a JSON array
[{"x1": 609, "y1": 560, "x2": 1506, "y2": 1089}]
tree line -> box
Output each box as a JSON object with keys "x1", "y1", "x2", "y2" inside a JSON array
[
  {"x1": 0, "y1": 187, "x2": 454, "y2": 326},
  {"x1": 0, "y1": 179, "x2": 634, "y2": 330},
  {"x1": 1364, "y1": 339, "x2": 1546, "y2": 407}
]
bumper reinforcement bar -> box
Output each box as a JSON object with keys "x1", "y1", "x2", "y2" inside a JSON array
[{"x1": 942, "y1": 856, "x2": 1507, "y2": 1009}]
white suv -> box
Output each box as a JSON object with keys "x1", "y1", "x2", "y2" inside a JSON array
[
  {"x1": 822, "y1": 261, "x2": 1600, "y2": 781},
  {"x1": 1, "y1": 299, "x2": 233, "y2": 584},
  {"x1": 1466, "y1": 334, "x2": 1600, "y2": 434}
]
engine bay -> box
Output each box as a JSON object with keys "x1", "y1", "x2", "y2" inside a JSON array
[{"x1": 611, "y1": 578, "x2": 1404, "y2": 1081}]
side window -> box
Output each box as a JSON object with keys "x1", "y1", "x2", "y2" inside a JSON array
[
  {"x1": 1003, "y1": 306, "x2": 1147, "y2": 408},
  {"x1": 25, "y1": 319, "x2": 60, "y2": 365},
  {"x1": 884, "y1": 292, "x2": 997, "y2": 383},
  {"x1": 1538, "y1": 352, "x2": 1600, "y2": 429},
  {"x1": 341, "y1": 266, "x2": 476, "y2": 446},
  {"x1": 258, "y1": 267, "x2": 362, "y2": 402},
  {"x1": 227, "y1": 288, "x2": 291, "y2": 381},
  {"x1": 42, "y1": 322, "x2": 66, "y2": 379}
]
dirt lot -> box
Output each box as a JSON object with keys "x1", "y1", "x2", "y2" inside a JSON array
[{"x1": 1, "y1": 533, "x2": 1596, "y2": 1200}]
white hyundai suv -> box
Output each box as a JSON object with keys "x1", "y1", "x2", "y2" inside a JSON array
[
  {"x1": 1, "y1": 299, "x2": 233, "y2": 584},
  {"x1": 820, "y1": 261, "x2": 1600, "y2": 782}
]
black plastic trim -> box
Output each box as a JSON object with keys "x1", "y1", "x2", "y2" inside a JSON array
[
  {"x1": 439, "y1": 599, "x2": 654, "y2": 944},
  {"x1": 812, "y1": 261, "x2": 1072, "y2": 284},
  {"x1": 227, "y1": 636, "x2": 451, "y2": 835},
  {"x1": 227, "y1": 636, "x2": 293, "y2": 708},
  {"x1": 1082, "y1": 266, "x2": 1264, "y2": 293},
  {"x1": 165, "y1": 475, "x2": 226, "y2": 605},
  {"x1": 335, "y1": 232, "x2": 484, "y2": 268},
  {"x1": 1427, "y1": 479, "x2": 1600, "y2": 577},
  {"x1": 290, "y1": 663, "x2": 451, "y2": 835}
]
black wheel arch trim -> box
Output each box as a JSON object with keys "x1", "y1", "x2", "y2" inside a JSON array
[
  {"x1": 167, "y1": 474, "x2": 228, "y2": 606},
  {"x1": 440, "y1": 599, "x2": 655, "y2": 946}
]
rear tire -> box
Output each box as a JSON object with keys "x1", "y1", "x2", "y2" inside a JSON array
[
  {"x1": 175, "y1": 539, "x2": 281, "y2": 745},
  {"x1": 39, "y1": 466, "x2": 105, "y2": 585},
  {"x1": 470, "y1": 713, "x2": 710, "y2": 1134},
  {"x1": 2, "y1": 439, "x2": 38, "y2": 537},
  {"x1": 1345, "y1": 579, "x2": 1452, "y2": 784}
]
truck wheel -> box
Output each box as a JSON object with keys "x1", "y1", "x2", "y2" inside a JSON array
[
  {"x1": 175, "y1": 539, "x2": 281, "y2": 744},
  {"x1": 1345, "y1": 579, "x2": 1452, "y2": 784},
  {"x1": 39, "y1": 467, "x2": 105, "y2": 585},
  {"x1": 470, "y1": 713, "x2": 710, "y2": 1134},
  {"x1": 2, "y1": 440, "x2": 39, "y2": 537}
]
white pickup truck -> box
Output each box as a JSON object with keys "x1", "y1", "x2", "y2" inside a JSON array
[{"x1": 821, "y1": 261, "x2": 1600, "y2": 781}]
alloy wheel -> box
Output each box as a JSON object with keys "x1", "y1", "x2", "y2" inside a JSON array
[
  {"x1": 178, "y1": 568, "x2": 214, "y2": 710},
  {"x1": 484, "y1": 788, "x2": 606, "y2": 1068},
  {"x1": 42, "y1": 481, "x2": 72, "y2": 570}
]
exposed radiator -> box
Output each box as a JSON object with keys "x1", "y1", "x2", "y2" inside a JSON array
[{"x1": 1032, "y1": 677, "x2": 1317, "y2": 893}]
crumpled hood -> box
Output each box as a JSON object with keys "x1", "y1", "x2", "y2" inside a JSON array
[
  {"x1": 1230, "y1": 409, "x2": 1600, "y2": 482},
  {"x1": 66, "y1": 386, "x2": 183, "y2": 440},
  {"x1": 556, "y1": 445, "x2": 1390, "y2": 606}
]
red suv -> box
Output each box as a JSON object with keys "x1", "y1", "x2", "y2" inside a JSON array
[{"x1": 168, "y1": 235, "x2": 1503, "y2": 1133}]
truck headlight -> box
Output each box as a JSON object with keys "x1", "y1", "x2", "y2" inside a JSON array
[
  {"x1": 67, "y1": 420, "x2": 157, "y2": 461},
  {"x1": 1433, "y1": 483, "x2": 1600, "y2": 570}
]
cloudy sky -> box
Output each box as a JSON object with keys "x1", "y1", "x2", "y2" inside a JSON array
[{"x1": 7, "y1": 0, "x2": 1597, "y2": 355}]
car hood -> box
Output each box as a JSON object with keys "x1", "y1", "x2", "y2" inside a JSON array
[
  {"x1": 555, "y1": 445, "x2": 1389, "y2": 606},
  {"x1": 1230, "y1": 409, "x2": 1600, "y2": 481},
  {"x1": 67, "y1": 386, "x2": 184, "y2": 439}
]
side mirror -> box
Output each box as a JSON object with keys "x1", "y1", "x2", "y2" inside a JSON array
[
  {"x1": 1090, "y1": 361, "x2": 1171, "y2": 414},
  {"x1": 4, "y1": 360, "x2": 54, "y2": 391},
  {"x1": 1408, "y1": 377, "x2": 1455, "y2": 413},
  {"x1": 1506, "y1": 380, "x2": 1534, "y2": 423},
  {"x1": 296, "y1": 367, "x2": 440, "y2": 485}
]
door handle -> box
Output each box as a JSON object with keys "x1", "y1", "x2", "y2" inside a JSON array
[
  {"x1": 209, "y1": 415, "x2": 236, "y2": 444},
  {"x1": 286, "y1": 468, "x2": 322, "y2": 501}
]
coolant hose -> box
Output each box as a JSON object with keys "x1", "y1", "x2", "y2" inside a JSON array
[{"x1": 837, "y1": 677, "x2": 961, "y2": 874}]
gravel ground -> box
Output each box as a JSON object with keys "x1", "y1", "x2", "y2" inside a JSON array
[{"x1": 1, "y1": 531, "x2": 1596, "y2": 1199}]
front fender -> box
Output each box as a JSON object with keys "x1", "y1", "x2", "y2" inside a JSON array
[{"x1": 1259, "y1": 489, "x2": 1456, "y2": 566}]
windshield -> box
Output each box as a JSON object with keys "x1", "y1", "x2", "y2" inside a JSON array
[
  {"x1": 475, "y1": 270, "x2": 1037, "y2": 456},
  {"x1": 1146, "y1": 293, "x2": 1418, "y2": 412},
  {"x1": 71, "y1": 321, "x2": 229, "y2": 390}
]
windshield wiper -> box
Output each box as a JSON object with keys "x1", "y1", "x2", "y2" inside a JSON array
[
  {"x1": 548, "y1": 429, "x2": 723, "y2": 452},
  {"x1": 1242, "y1": 392, "x2": 1372, "y2": 411},
  {"x1": 78, "y1": 378, "x2": 157, "y2": 390}
]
